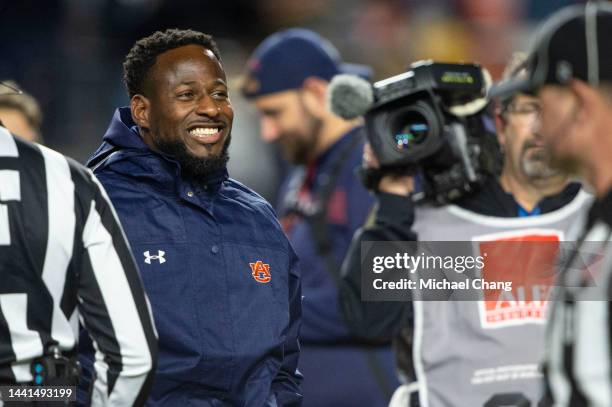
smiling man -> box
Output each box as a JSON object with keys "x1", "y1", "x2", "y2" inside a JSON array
[{"x1": 79, "y1": 29, "x2": 302, "y2": 406}]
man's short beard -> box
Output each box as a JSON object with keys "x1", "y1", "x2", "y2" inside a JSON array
[
  {"x1": 155, "y1": 135, "x2": 231, "y2": 185},
  {"x1": 520, "y1": 140, "x2": 561, "y2": 180},
  {"x1": 278, "y1": 125, "x2": 320, "y2": 165},
  {"x1": 279, "y1": 99, "x2": 322, "y2": 165}
]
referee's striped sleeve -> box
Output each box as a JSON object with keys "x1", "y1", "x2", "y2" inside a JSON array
[{"x1": 75, "y1": 167, "x2": 157, "y2": 407}]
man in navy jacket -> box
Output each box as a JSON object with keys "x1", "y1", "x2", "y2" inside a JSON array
[
  {"x1": 80, "y1": 29, "x2": 302, "y2": 406},
  {"x1": 242, "y1": 29, "x2": 398, "y2": 407}
]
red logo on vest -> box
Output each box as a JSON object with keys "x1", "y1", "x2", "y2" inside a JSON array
[
  {"x1": 250, "y1": 260, "x2": 271, "y2": 283},
  {"x1": 476, "y1": 231, "x2": 561, "y2": 328}
]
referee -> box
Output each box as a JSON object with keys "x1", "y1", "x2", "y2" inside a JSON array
[
  {"x1": 0, "y1": 120, "x2": 157, "y2": 405},
  {"x1": 491, "y1": 3, "x2": 612, "y2": 405}
]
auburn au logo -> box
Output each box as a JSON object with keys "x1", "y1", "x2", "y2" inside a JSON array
[{"x1": 250, "y1": 260, "x2": 271, "y2": 283}]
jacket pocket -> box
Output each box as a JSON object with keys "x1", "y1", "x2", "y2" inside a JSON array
[{"x1": 223, "y1": 243, "x2": 291, "y2": 348}]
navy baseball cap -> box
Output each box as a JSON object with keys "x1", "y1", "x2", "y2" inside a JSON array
[
  {"x1": 241, "y1": 28, "x2": 372, "y2": 99},
  {"x1": 490, "y1": 2, "x2": 612, "y2": 99}
]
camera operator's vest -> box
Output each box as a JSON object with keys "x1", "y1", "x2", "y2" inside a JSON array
[{"x1": 400, "y1": 189, "x2": 592, "y2": 407}]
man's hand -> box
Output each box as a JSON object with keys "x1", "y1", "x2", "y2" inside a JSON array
[{"x1": 362, "y1": 143, "x2": 414, "y2": 196}]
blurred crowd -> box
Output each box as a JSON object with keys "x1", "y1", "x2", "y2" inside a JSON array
[{"x1": 0, "y1": 0, "x2": 580, "y2": 202}]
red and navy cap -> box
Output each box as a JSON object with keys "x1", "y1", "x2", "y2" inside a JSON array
[
  {"x1": 241, "y1": 28, "x2": 372, "y2": 99},
  {"x1": 490, "y1": 2, "x2": 612, "y2": 99}
]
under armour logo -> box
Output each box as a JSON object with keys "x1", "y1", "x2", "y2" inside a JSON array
[
  {"x1": 144, "y1": 250, "x2": 166, "y2": 264},
  {"x1": 250, "y1": 260, "x2": 271, "y2": 283}
]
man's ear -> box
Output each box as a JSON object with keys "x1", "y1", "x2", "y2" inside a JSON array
[
  {"x1": 571, "y1": 79, "x2": 601, "y2": 125},
  {"x1": 300, "y1": 77, "x2": 328, "y2": 116},
  {"x1": 131, "y1": 94, "x2": 151, "y2": 130}
]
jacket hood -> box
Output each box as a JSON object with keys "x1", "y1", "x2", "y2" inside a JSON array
[
  {"x1": 87, "y1": 107, "x2": 148, "y2": 168},
  {"x1": 103, "y1": 107, "x2": 146, "y2": 149}
]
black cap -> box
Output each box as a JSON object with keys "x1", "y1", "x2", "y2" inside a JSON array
[
  {"x1": 490, "y1": 1, "x2": 612, "y2": 99},
  {"x1": 241, "y1": 28, "x2": 372, "y2": 99}
]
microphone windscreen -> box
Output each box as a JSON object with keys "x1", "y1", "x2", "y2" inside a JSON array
[{"x1": 327, "y1": 74, "x2": 374, "y2": 120}]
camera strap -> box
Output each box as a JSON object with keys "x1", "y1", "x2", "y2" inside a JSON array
[
  {"x1": 301, "y1": 128, "x2": 395, "y2": 401},
  {"x1": 305, "y1": 130, "x2": 364, "y2": 284}
]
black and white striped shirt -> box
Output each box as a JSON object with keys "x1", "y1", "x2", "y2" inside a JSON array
[
  {"x1": 0, "y1": 127, "x2": 157, "y2": 406},
  {"x1": 546, "y1": 192, "x2": 612, "y2": 406}
]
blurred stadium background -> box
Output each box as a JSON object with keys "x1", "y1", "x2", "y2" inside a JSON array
[{"x1": 0, "y1": 0, "x2": 581, "y2": 203}]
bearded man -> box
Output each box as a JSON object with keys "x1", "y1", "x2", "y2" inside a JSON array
[{"x1": 79, "y1": 29, "x2": 302, "y2": 407}]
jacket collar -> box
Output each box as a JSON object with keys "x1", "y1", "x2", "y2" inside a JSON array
[{"x1": 312, "y1": 125, "x2": 362, "y2": 168}]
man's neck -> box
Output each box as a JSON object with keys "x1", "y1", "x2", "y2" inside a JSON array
[
  {"x1": 585, "y1": 157, "x2": 612, "y2": 198},
  {"x1": 499, "y1": 167, "x2": 569, "y2": 212},
  {"x1": 313, "y1": 117, "x2": 360, "y2": 158},
  {"x1": 584, "y1": 117, "x2": 612, "y2": 198}
]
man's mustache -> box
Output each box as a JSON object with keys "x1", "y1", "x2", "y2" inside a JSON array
[{"x1": 523, "y1": 134, "x2": 546, "y2": 149}]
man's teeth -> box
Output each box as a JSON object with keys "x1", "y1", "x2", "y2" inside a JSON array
[{"x1": 190, "y1": 128, "x2": 219, "y2": 136}]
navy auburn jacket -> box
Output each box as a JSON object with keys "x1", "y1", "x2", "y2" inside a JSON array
[{"x1": 80, "y1": 107, "x2": 302, "y2": 406}]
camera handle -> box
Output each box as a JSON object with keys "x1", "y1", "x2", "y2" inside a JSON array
[{"x1": 448, "y1": 122, "x2": 478, "y2": 183}]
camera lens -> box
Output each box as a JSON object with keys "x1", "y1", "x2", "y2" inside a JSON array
[
  {"x1": 366, "y1": 99, "x2": 442, "y2": 167},
  {"x1": 392, "y1": 111, "x2": 429, "y2": 151}
]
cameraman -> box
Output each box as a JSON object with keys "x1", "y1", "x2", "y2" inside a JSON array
[{"x1": 339, "y1": 55, "x2": 592, "y2": 406}]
